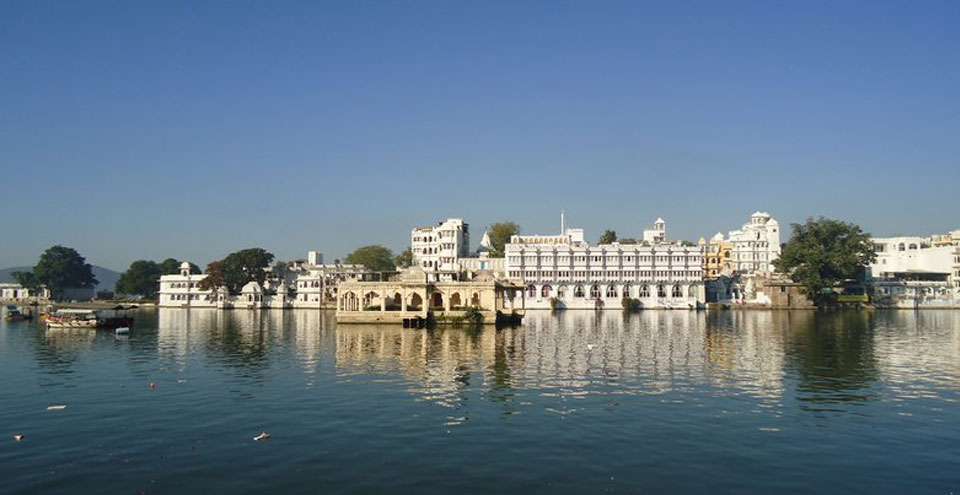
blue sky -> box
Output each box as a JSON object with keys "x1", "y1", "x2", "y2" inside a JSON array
[{"x1": 2, "y1": 1, "x2": 958, "y2": 271}]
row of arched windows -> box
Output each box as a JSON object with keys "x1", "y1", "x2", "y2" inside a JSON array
[{"x1": 526, "y1": 283, "x2": 696, "y2": 299}]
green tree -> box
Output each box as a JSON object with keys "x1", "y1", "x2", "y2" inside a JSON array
[
  {"x1": 31, "y1": 245, "x2": 98, "y2": 300},
  {"x1": 115, "y1": 260, "x2": 162, "y2": 299},
  {"x1": 487, "y1": 221, "x2": 520, "y2": 258},
  {"x1": 159, "y1": 258, "x2": 200, "y2": 275},
  {"x1": 345, "y1": 245, "x2": 396, "y2": 272},
  {"x1": 774, "y1": 217, "x2": 876, "y2": 306},
  {"x1": 598, "y1": 230, "x2": 617, "y2": 244},
  {"x1": 12, "y1": 271, "x2": 40, "y2": 292},
  {"x1": 394, "y1": 248, "x2": 413, "y2": 269},
  {"x1": 219, "y1": 248, "x2": 274, "y2": 294},
  {"x1": 618, "y1": 238, "x2": 639, "y2": 245},
  {"x1": 680, "y1": 240, "x2": 696, "y2": 247}
]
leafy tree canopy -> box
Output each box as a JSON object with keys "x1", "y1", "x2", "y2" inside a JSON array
[
  {"x1": 116, "y1": 260, "x2": 162, "y2": 299},
  {"x1": 30, "y1": 245, "x2": 97, "y2": 300},
  {"x1": 197, "y1": 261, "x2": 224, "y2": 292},
  {"x1": 487, "y1": 221, "x2": 520, "y2": 258},
  {"x1": 774, "y1": 217, "x2": 877, "y2": 305},
  {"x1": 598, "y1": 230, "x2": 617, "y2": 244},
  {"x1": 345, "y1": 245, "x2": 396, "y2": 272},
  {"x1": 219, "y1": 248, "x2": 275, "y2": 294},
  {"x1": 159, "y1": 258, "x2": 200, "y2": 275},
  {"x1": 394, "y1": 248, "x2": 413, "y2": 269},
  {"x1": 12, "y1": 271, "x2": 39, "y2": 291}
]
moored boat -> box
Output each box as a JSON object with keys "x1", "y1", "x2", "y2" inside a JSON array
[
  {"x1": 5, "y1": 305, "x2": 33, "y2": 321},
  {"x1": 44, "y1": 309, "x2": 134, "y2": 329}
]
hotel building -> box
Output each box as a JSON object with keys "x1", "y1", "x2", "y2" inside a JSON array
[
  {"x1": 727, "y1": 212, "x2": 781, "y2": 275},
  {"x1": 158, "y1": 262, "x2": 221, "y2": 308},
  {"x1": 411, "y1": 218, "x2": 470, "y2": 281},
  {"x1": 505, "y1": 218, "x2": 705, "y2": 310},
  {"x1": 292, "y1": 250, "x2": 373, "y2": 309}
]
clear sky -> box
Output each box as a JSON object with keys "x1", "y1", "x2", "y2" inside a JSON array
[{"x1": 2, "y1": 0, "x2": 958, "y2": 272}]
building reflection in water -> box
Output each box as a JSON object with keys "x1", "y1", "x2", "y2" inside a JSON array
[
  {"x1": 154, "y1": 308, "x2": 960, "y2": 414},
  {"x1": 335, "y1": 310, "x2": 791, "y2": 407}
]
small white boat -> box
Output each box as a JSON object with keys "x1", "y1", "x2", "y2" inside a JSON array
[{"x1": 115, "y1": 327, "x2": 130, "y2": 335}]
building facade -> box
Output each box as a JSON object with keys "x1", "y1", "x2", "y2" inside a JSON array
[
  {"x1": 505, "y1": 222, "x2": 705, "y2": 310},
  {"x1": 292, "y1": 261, "x2": 373, "y2": 309},
  {"x1": 411, "y1": 218, "x2": 470, "y2": 281},
  {"x1": 335, "y1": 267, "x2": 525, "y2": 324},
  {"x1": 0, "y1": 283, "x2": 50, "y2": 302},
  {"x1": 868, "y1": 234, "x2": 960, "y2": 308},
  {"x1": 158, "y1": 262, "x2": 222, "y2": 308},
  {"x1": 699, "y1": 232, "x2": 733, "y2": 280},
  {"x1": 727, "y1": 212, "x2": 781, "y2": 275}
]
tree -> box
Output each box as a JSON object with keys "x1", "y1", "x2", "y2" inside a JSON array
[
  {"x1": 345, "y1": 245, "x2": 396, "y2": 272},
  {"x1": 487, "y1": 221, "x2": 520, "y2": 258},
  {"x1": 31, "y1": 245, "x2": 97, "y2": 300},
  {"x1": 159, "y1": 258, "x2": 200, "y2": 275},
  {"x1": 680, "y1": 240, "x2": 696, "y2": 247},
  {"x1": 618, "y1": 238, "x2": 639, "y2": 245},
  {"x1": 12, "y1": 271, "x2": 39, "y2": 292},
  {"x1": 774, "y1": 217, "x2": 876, "y2": 306},
  {"x1": 598, "y1": 230, "x2": 617, "y2": 244},
  {"x1": 197, "y1": 261, "x2": 224, "y2": 291},
  {"x1": 219, "y1": 248, "x2": 274, "y2": 294},
  {"x1": 115, "y1": 260, "x2": 162, "y2": 299},
  {"x1": 394, "y1": 248, "x2": 413, "y2": 269}
]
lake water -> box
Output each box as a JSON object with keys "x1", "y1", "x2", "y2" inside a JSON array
[{"x1": 2, "y1": 309, "x2": 960, "y2": 494}]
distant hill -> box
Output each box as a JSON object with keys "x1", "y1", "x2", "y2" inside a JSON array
[{"x1": 0, "y1": 265, "x2": 122, "y2": 292}]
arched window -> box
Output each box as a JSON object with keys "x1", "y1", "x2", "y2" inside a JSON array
[
  {"x1": 622, "y1": 285, "x2": 631, "y2": 298},
  {"x1": 606, "y1": 285, "x2": 618, "y2": 298},
  {"x1": 574, "y1": 285, "x2": 585, "y2": 298},
  {"x1": 590, "y1": 284, "x2": 600, "y2": 298},
  {"x1": 909, "y1": 243, "x2": 918, "y2": 250},
  {"x1": 672, "y1": 284, "x2": 682, "y2": 298},
  {"x1": 541, "y1": 285, "x2": 552, "y2": 298},
  {"x1": 409, "y1": 293, "x2": 423, "y2": 310},
  {"x1": 557, "y1": 286, "x2": 566, "y2": 298},
  {"x1": 471, "y1": 292, "x2": 480, "y2": 307},
  {"x1": 639, "y1": 285, "x2": 650, "y2": 298},
  {"x1": 689, "y1": 285, "x2": 697, "y2": 298},
  {"x1": 898, "y1": 243, "x2": 905, "y2": 251},
  {"x1": 527, "y1": 285, "x2": 536, "y2": 298},
  {"x1": 657, "y1": 284, "x2": 666, "y2": 298}
]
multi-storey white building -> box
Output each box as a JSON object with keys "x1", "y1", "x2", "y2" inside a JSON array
[
  {"x1": 643, "y1": 218, "x2": 666, "y2": 244},
  {"x1": 411, "y1": 218, "x2": 471, "y2": 281},
  {"x1": 727, "y1": 212, "x2": 781, "y2": 275},
  {"x1": 868, "y1": 234, "x2": 959, "y2": 308},
  {"x1": 293, "y1": 251, "x2": 372, "y2": 309},
  {"x1": 158, "y1": 262, "x2": 222, "y2": 308},
  {"x1": 505, "y1": 222, "x2": 705, "y2": 310}
]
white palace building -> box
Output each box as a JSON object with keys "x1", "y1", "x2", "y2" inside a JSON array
[{"x1": 505, "y1": 217, "x2": 705, "y2": 310}]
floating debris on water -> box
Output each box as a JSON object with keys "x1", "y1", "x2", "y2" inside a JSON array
[
  {"x1": 47, "y1": 405, "x2": 67, "y2": 411},
  {"x1": 12, "y1": 434, "x2": 25, "y2": 442},
  {"x1": 253, "y1": 432, "x2": 271, "y2": 442}
]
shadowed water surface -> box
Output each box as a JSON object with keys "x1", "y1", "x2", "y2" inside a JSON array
[{"x1": 2, "y1": 309, "x2": 959, "y2": 494}]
